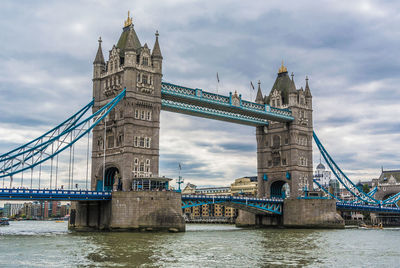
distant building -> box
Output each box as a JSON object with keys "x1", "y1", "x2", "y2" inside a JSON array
[
  {"x1": 182, "y1": 182, "x2": 236, "y2": 221},
  {"x1": 230, "y1": 176, "x2": 257, "y2": 196},
  {"x1": 313, "y1": 162, "x2": 331, "y2": 188},
  {"x1": 3, "y1": 203, "x2": 23, "y2": 218}
]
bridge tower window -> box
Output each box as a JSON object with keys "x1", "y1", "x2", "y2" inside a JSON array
[
  {"x1": 139, "y1": 137, "x2": 145, "y2": 147},
  {"x1": 134, "y1": 136, "x2": 138, "y2": 147},
  {"x1": 141, "y1": 110, "x2": 145, "y2": 120},
  {"x1": 146, "y1": 111, "x2": 152, "y2": 121},
  {"x1": 142, "y1": 75, "x2": 148, "y2": 85},
  {"x1": 143, "y1": 57, "x2": 148, "y2": 66},
  {"x1": 135, "y1": 109, "x2": 139, "y2": 119}
]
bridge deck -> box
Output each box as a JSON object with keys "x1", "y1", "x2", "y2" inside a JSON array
[
  {"x1": 161, "y1": 82, "x2": 294, "y2": 126},
  {"x1": 0, "y1": 188, "x2": 111, "y2": 201}
]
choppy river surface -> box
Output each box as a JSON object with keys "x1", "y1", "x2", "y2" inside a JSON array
[{"x1": 0, "y1": 221, "x2": 399, "y2": 267}]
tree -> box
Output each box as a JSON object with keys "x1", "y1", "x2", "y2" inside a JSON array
[{"x1": 362, "y1": 184, "x2": 370, "y2": 194}]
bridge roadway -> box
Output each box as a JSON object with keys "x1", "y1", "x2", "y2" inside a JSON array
[{"x1": 1, "y1": 188, "x2": 400, "y2": 215}]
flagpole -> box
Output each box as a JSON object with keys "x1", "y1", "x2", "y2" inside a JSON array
[{"x1": 216, "y1": 72, "x2": 219, "y2": 94}]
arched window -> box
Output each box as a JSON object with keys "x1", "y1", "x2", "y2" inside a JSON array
[{"x1": 273, "y1": 135, "x2": 281, "y2": 149}]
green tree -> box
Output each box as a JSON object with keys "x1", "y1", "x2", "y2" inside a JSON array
[{"x1": 362, "y1": 184, "x2": 370, "y2": 194}]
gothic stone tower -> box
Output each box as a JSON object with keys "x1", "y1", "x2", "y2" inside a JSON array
[
  {"x1": 91, "y1": 15, "x2": 163, "y2": 191},
  {"x1": 255, "y1": 63, "x2": 313, "y2": 198}
]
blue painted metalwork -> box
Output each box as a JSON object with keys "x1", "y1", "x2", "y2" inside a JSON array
[
  {"x1": 181, "y1": 194, "x2": 283, "y2": 215},
  {"x1": 336, "y1": 202, "x2": 400, "y2": 214},
  {"x1": 313, "y1": 132, "x2": 380, "y2": 204},
  {"x1": 161, "y1": 82, "x2": 294, "y2": 125},
  {"x1": 0, "y1": 100, "x2": 94, "y2": 162},
  {"x1": 161, "y1": 99, "x2": 270, "y2": 126},
  {"x1": 0, "y1": 89, "x2": 126, "y2": 179},
  {"x1": 0, "y1": 188, "x2": 111, "y2": 201}
]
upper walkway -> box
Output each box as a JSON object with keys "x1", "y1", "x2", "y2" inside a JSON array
[{"x1": 161, "y1": 82, "x2": 294, "y2": 126}]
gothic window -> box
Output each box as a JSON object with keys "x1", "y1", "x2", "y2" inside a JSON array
[
  {"x1": 139, "y1": 137, "x2": 145, "y2": 147},
  {"x1": 282, "y1": 158, "x2": 287, "y2": 165},
  {"x1": 142, "y1": 57, "x2": 148, "y2": 66},
  {"x1": 134, "y1": 158, "x2": 139, "y2": 165},
  {"x1": 134, "y1": 136, "x2": 138, "y2": 147},
  {"x1": 146, "y1": 159, "x2": 150, "y2": 165},
  {"x1": 277, "y1": 99, "x2": 281, "y2": 106},
  {"x1": 273, "y1": 155, "x2": 281, "y2": 166},
  {"x1": 135, "y1": 109, "x2": 139, "y2": 119},
  {"x1": 140, "y1": 110, "x2": 145, "y2": 120},
  {"x1": 285, "y1": 137, "x2": 289, "y2": 145},
  {"x1": 149, "y1": 76, "x2": 153, "y2": 85},
  {"x1": 139, "y1": 162, "x2": 145, "y2": 172},
  {"x1": 268, "y1": 160, "x2": 272, "y2": 167},
  {"x1": 137, "y1": 73, "x2": 141, "y2": 82},
  {"x1": 146, "y1": 111, "x2": 152, "y2": 121},
  {"x1": 145, "y1": 138, "x2": 151, "y2": 148},
  {"x1": 114, "y1": 61, "x2": 117, "y2": 71},
  {"x1": 272, "y1": 135, "x2": 281, "y2": 149},
  {"x1": 117, "y1": 133, "x2": 124, "y2": 147},
  {"x1": 300, "y1": 97, "x2": 305, "y2": 105},
  {"x1": 107, "y1": 135, "x2": 114, "y2": 149},
  {"x1": 143, "y1": 75, "x2": 148, "y2": 85}
]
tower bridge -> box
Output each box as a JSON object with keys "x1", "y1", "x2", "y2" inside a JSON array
[{"x1": 1, "y1": 14, "x2": 399, "y2": 231}]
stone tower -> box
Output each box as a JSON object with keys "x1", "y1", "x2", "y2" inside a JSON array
[
  {"x1": 91, "y1": 14, "x2": 163, "y2": 191},
  {"x1": 256, "y1": 62, "x2": 313, "y2": 198}
]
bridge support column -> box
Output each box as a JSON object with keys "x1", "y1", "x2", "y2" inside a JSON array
[
  {"x1": 69, "y1": 191, "x2": 185, "y2": 232},
  {"x1": 283, "y1": 199, "x2": 344, "y2": 228},
  {"x1": 235, "y1": 210, "x2": 281, "y2": 228}
]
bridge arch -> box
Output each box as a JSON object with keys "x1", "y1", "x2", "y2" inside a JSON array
[
  {"x1": 96, "y1": 163, "x2": 121, "y2": 191},
  {"x1": 270, "y1": 180, "x2": 290, "y2": 199}
]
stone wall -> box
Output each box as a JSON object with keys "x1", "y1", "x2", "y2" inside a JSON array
[
  {"x1": 283, "y1": 198, "x2": 344, "y2": 228},
  {"x1": 110, "y1": 191, "x2": 185, "y2": 232},
  {"x1": 235, "y1": 210, "x2": 281, "y2": 227},
  {"x1": 69, "y1": 191, "x2": 185, "y2": 232}
]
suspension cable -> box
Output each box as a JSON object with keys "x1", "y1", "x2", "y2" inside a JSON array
[
  {"x1": 50, "y1": 143, "x2": 54, "y2": 189},
  {"x1": 55, "y1": 154, "x2": 59, "y2": 189},
  {"x1": 86, "y1": 131, "x2": 90, "y2": 190},
  {"x1": 71, "y1": 143, "x2": 75, "y2": 190},
  {"x1": 103, "y1": 119, "x2": 106, "y2": 192}
]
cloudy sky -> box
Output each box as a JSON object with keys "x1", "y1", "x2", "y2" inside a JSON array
[{"x1": 0, "y1": 0, "x2": 399, "y2": 190}]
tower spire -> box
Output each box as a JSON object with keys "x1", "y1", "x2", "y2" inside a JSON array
[
  {"x1": 255, "y1": 80, "x2": 264, "y2": 104},
  {"x1": 93, "y1": 37, "x2": 105, "y2": 65},
  {"x1": 305, "y1": 76, "x2": 312, "y2": 97},
  {"x1": 152, "y1": 30, "x2": 163, "y2": 59}
]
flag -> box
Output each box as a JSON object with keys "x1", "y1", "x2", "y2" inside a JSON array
[
  {"x1": 250, "y1": 81, "x2": 255, "y2": 90},
  {"x1": 178, "y1": 163, "x2": 182, "y2": 170},
  {"x1": 216, "y1": 72, "x2": 220, "y2": 83}
]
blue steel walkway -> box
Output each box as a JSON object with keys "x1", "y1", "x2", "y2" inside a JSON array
[
  {"x1": 0, "y1": 188, "x2": 111, "y2": 201},
  {"x1": 161, "y1": 82, "x2": 294, "y2": 126},
  {"x1": 182, "y1": 194, "x2": 284, "y2": 215}
]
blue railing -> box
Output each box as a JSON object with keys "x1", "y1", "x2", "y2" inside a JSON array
[
  {"x1": 161, "y1": 82, "x2": 294, "y2": 123},
  {"x1": 0, "y1": 188, "x2": 111, "y2": 201}
]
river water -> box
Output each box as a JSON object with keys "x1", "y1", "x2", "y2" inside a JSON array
[{"x1": 0, "y1": 221, "x2": 399, "y2": 267}]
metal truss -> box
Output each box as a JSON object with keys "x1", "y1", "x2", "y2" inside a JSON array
[
  {"x1": 181, "y1": 194, "x2": 283, "y2": 215},
  {"x1": 336, "y1": 202, "x2": 400, "y2": 214},
  {"x1": 0, "y1": 89, "x2": 126, "y2": 179},
  {"x1": 161, "y1": 99, "x2": 270, "y2": 126},
  {"x1": 0, "y1": 188, "x2": 111, "y2": 201},
  {"x1": 161, "y1": 82, "x2": 294, "y2": 124}
]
